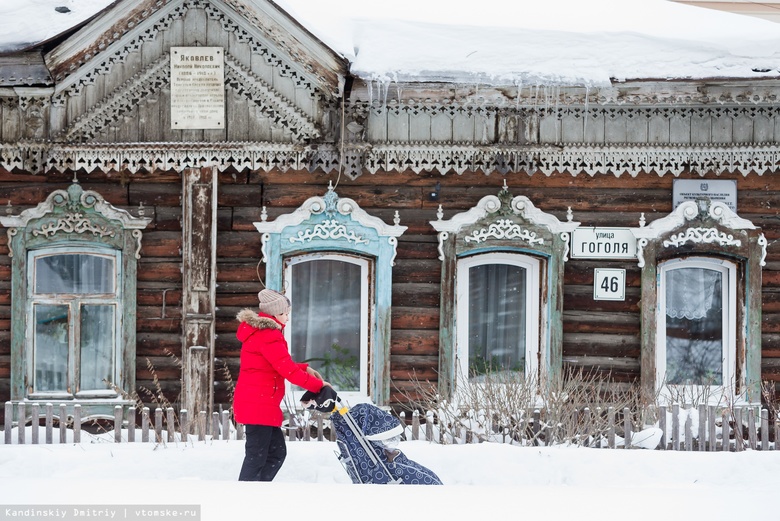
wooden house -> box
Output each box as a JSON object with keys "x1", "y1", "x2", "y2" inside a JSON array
[{"x1": 0, "y1": 0, "x2": 778, "y2": 424}]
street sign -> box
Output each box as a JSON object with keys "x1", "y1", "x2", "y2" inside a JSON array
[
  {"x1": 593, "y1": 268, "x2": 626, "y2": 301},
  {"x1": 571, "y1": 228, "x2": 637, "y2": 259}
]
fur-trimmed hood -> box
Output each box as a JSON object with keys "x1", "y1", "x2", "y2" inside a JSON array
[{"x1": 236, "y1": 308, "x2": 282, "y2": 331}]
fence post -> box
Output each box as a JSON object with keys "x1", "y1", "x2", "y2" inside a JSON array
[
  {"x1": 607, "y1": 407, "x2": 615, "y2": 449},
  {"x1": 658, "y1": 406, "x2": 667, "y2": 450},
  {"x1": 4, "y1": 402, "x2": 12, "y2": 444},
  {"x1": 17, "y1": 402, "x2": 25, "y2": 445},
  {"x1": 198, "y1": 411, "x2": 206, "y2": 441},
  {"x1": 734, "y1": 407, "x2": 743, "y2": 452},
  {"x1": 127, "y1": 407, "x2": 135, "y2": 443},
  {"x1": 426, "y1": 411, "x2": 434, "y2": 442},
  {"x1": 775, "y1": 420, "x2": 780, "y2": 451},
  {"x1": 623, "y1": 407, "x2": 631, "y2": 449},
  {"x1": 412, "y1": 411, "x2": 420, "y2": 441},
  {"x1": 73, "y1": 404, "x2": 80, "y2": 444},
  {"x1": 236, "y1": 422, "x2": 244, "y2": 441},
  {"x1": 708, "y1": 405, "x2": 717, "y2": 451},
  {"x1": 287, "y1": 411, "x2": 295, "y2": 442},
  {"x1": 142, "y1": 407, "x2": 150, "y2": 443},
  {"x1": 761, "y1": 409, "x2": 769, "y2": 451},
  {"x1": 212, "y1": 412, "x2": 220, "y2": 440},
  {"x1": 155, "y1": 408, "x2": 163, "y2": 443},
  {"x1": 672, "y1": 404, "x2": 680, "y2": 451},
  {"x1": 747, "y1": 408, "x2": 757, "y2": 450},
  {"x1": 221, "y1": 410, "x2": 231, "y2": 441},
  {"x1": 684, "y1": 406, "x2": 693, "y2": 451},
  {"x1": 698, "y1": 405, "x2": 707, "y2": 452},
  {"x1": 59, "y1": 404, "x2": 67, "y2": 444},
  {"x1": 721, "y1": 409, "x2": 730, "y2": 452},
  {"x1": 114, "y1": 405, "x2": 123, "y2": 443},
  {"x1": 167, "y1": 408, "x2": 176, "y2": 443},
  {"x1": 31, "y1": 404, "x2": 40, "y2": 445},
  {"x1": 583, "y1": 407, "x2": 592, "y2": 448},
  {"x1": 45, "y1": 403, "x2": 53, "y2": 444},
  {"x1": 180, "y1": 410, "x2": 189, "y2": 443}
]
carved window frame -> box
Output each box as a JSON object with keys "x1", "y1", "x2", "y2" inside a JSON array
[
  {"x1": 0, "y1": 182, "x2": 150, "y2": 419},
  {"x1": 254, "y1": 185, "x2": 407, "y2": 406},
  {"x1": 631, "y1": 199, "x2": 766, "y2": 404},
  {"x1": 430, "y1": 187, "x2": 579, "y2": 398}
]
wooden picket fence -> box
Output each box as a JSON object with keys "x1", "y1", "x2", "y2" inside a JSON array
[{"x1": 2, "y1": 401, "x2": 778, "y2": 451}]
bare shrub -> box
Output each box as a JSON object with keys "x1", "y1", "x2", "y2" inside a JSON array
[{"x1": 399, "y1": 366, "x2": 648, "y2": 446}]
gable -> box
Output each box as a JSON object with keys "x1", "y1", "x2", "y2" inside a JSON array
[{"x1": 43, "y1": 0, "x2": 346, "y2": 144}]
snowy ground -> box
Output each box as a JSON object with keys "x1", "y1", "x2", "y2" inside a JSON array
[{"x1": 0, "y1": 432, "x2": 778, "y2": 520}]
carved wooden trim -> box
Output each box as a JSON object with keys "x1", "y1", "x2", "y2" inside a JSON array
[{"x1": 2, "y1": 142, "x2": 778, "y2": 178}]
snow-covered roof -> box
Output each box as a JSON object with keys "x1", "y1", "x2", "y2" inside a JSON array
[
  {"x1": 1, "y1": 0, "x2": 779, "y2": 87},
  {"x1": 0, "y1": 0, "x2": 118, "y2": 53},
  {"x1": 273, "y1": 0, "x2": 780, "y2": 86}
]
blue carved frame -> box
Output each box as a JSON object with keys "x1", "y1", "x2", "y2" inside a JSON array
[{"x1": 254, "y1": 184, "x2": 407, "y2": 405}]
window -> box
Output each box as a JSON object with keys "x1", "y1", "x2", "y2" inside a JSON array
[
  {"x1": 657, "y1": 257, "x2": 736, "y2": 400},
  {"x1": 432, "y1": 187, "x2": 579, "y2": 397},
  {"x1": 632, "y1": 199, "x2": 765, "y2": 404},
  {"x1": 28, "y1": 249, "x2": 121, "y2": 399},
  {"x1": 456, "y1": 253, "x2": 539, "y2": 382},
  {"x1": 0, "y1": 182, "x2": 150, "y2": 418},
  {"x1": 255, "y1": 184, "x2": 406, "y2": 405},
  {"x1": 285, "y1": 253, "x2": 370, "y2": 400}
]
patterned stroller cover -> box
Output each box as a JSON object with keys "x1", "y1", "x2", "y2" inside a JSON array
[{"x1": 330, "y1": 403, "x2": 443, "y2": 485}]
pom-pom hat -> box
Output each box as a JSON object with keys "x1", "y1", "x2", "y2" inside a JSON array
[{"x1": 257, "y1": 289, "x2": 291, "y2": 316}]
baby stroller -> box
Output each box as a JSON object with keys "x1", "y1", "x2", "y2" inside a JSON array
[{"x1": 301, "y1": 388, "x2": 443, "y2": 485}]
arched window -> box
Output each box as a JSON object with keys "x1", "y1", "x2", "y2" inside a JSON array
[
  {"x1": 28, "y1": 248, "x2": 121, "y2": 398},
  {"x1": 632, "y1": 199, "x2": 765, "y2": 404},
  {"x1": 285, "y1": 253, "x2": 370, "y2": 400},
  {"x1": 0, "y1": 182, "x2": 150, "y2": 418},
  {"x1": 255, "y1": 184, "x2": 405, "y2": 405},
  {"x1": 431, "y1": 185, "x2": 578, "y2": 396},
  {"x1": 456, "y1": 252, "x2": 540, "y2": 382},
  {"x1": 657, "y1": 257, "x2": 736, "y2": 400}
]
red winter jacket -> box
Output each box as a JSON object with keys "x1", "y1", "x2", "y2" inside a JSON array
[{"x1": 233, "y1": 309, "x2": 324, "y2": 426}]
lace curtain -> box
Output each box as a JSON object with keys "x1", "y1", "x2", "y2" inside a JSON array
[{"x1": 665, "y1": 268, "x2": 721, "y2": 320}]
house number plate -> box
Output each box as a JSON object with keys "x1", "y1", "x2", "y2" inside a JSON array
[{"x1": 593, "y1": 268, "x2": 626, "y2": 301}]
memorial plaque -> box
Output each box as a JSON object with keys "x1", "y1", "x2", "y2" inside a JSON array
[{"x1": 170, "y1": 47, "x2": 225, "y2": 130}]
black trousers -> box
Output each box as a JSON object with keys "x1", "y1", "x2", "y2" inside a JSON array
[{"x1": 238, "y1": 425, "x2": 287, "y2": 481}]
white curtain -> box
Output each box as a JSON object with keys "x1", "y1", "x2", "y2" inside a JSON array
[
  {"x1": 291, "y1": 259, "x2": 361, "y2": 391},
  {"x1": 665, "y1": 268, "x2": 720, "y2": 320},
  {"x1": 467, "y1": 263, "x2": 526, "y2": 376}
]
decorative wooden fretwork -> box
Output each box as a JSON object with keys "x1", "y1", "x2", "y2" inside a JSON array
[
  {"x1": 1, "y1": 142, "x2": 778, "y2": 178},
  {"x1": 51, "y1": 0, "x2": 331, "y2": 99},
  {"x1": 56, "y1": 52, "x2": 320, "y2": 143}
]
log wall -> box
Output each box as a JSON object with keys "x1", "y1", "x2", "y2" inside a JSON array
[{"x1": 0, "y1": 166, "x2": 777, "y2": 412}]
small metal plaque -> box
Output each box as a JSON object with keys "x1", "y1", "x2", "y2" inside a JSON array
[{"x1": 673, "y1": 179, "x2": 737, "y2": 211}]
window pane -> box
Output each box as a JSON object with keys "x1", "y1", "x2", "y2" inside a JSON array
[
  {"x1": 468, "y1": 263, "x2": 526, "y2": 377},
  {"x1": 35, "y1": 254, "x2": 115, "y2": 294},
  {"x1": 291, "y1": 259, "x2": 361, "y2": 391},
  {"x1": 665, "y1": 267, "x2": 723, "y2": 385},
  {"x1": 34, "y1": 304, "x2": 69, "y2": 392},
  {"x1": 79, "y1": 305, "x2": 115, "y2": 391}
]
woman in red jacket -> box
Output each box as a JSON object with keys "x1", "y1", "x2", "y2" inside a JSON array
[{"x1": 234, "y1": 289, "x2": 328, "y2": 481}]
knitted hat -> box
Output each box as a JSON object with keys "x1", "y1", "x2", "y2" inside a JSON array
[{"x1": 257, "y1": 289, "x2": 291, "y2": 316}]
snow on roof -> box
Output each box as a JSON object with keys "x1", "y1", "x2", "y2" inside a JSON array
[
  {"x1": 274, "y1": 0, "x2": 780, "y2": 86},
  {"x1": 0, "y1": 0, "x2": 117, "y2": 53},
  {"x1": 1, "y1": 0, "x2": 779, "y2": 87}
]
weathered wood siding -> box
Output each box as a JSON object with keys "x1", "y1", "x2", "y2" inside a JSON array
[{"x1": 0, "y1": 166, "x2": 778, "y2": 410}]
